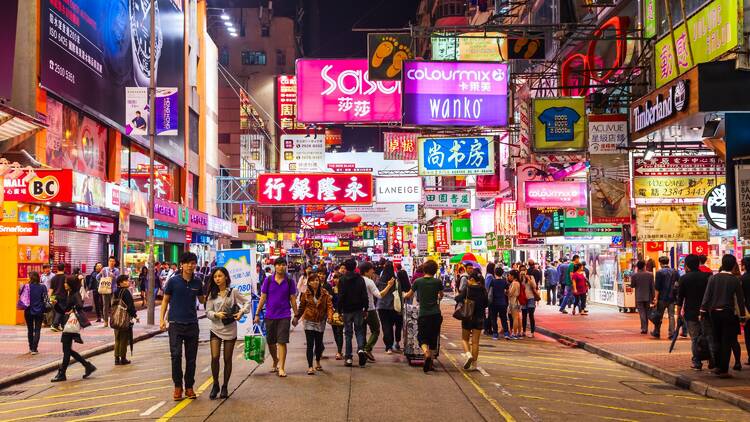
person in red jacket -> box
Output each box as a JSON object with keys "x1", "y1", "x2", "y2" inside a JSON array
[
  {"x1": 699, "y1": 255, "x2": 713, "y2": 274},
  {"x1": 571, "y1": 263, "x2": 589, "y2": 315}
]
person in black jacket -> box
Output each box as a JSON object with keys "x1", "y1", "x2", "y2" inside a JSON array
[
  {"x1": 742, "y1": 257, "x2": 750, "y2": 366},
  {"x1": 336, "y1": 258, "x2": 369, "y2": 367},
  {"x1": 676, "y1": 254, "x2": 712, "y2": 370},
  {"x1": 86, "y1": 263, "x2": 103, "y2": 322},
  {"x1": 113, "y1": 275, "x2": 139, "y2": 365},
  {"x1": 455, "y1": 272, "x2": 489, "y2": 372},
  {"x1": 51, "y1": 276, "x2": 96, "y2": 382}
]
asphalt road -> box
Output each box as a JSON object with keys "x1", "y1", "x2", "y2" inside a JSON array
[{"x1": 0, "y1": 306, "x2": 747, "y2": 421}]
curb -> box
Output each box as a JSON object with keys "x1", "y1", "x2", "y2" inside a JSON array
[{"x1": 536, "y1": 325, "x2": 750, "y2": 413}]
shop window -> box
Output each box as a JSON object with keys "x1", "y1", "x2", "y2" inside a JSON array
[
  {"x1": 276, "y1": 49, "x2": 286, "y2": 66},
  {"x1": 120, "y1": 139, "x2": 180, "y2": 202},
  {"x1": 189, "y1": 110, "x2": 199, "y2": 154},
  {"x1": 192, "y1": 174, "x2": 199, "y2": 209},
  {"x1": 657, "y1": 0, "x2": 711, "y2": 37},
  {"x1": 241, "y1": 50, "x2": 267, "y2": 65}
]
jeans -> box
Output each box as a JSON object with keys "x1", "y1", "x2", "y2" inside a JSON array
[
  {"x1": 488, "y1": 304, "x2": 509, "y2": 335},
  {"x1": 652, "y1": 300, "x2": 675, "y2": 337},
  {"x1": 378, "y1": 309, "x2": 400, "y2": 351},
  {"x1": 24, "y1": 310, "x2": 43, "y2": 352},
  {"x1": 522, "y1": 306, "x2": 536, "y2": 333},
  {"x1": 92, "y1": 290, "x2": 103, "y2": 320},
  {"x1": 305, "y1": 330, "x2": 324, "y2": 367},
  {"x1": 709, "y1": 309, "x2": 737, "y2": 374},
  {"x1": 546, "y1": 285, "x2": 558, "y2": 305},
  {"x1": 114, "y1": 328, "x2": 129, "y2": 359},
  {"x1": 559, "y1": 286, "x2": 574, "y2": 311},
  {"x1": 364, "y1": 310, "x2": 380, "y2": 352},
  {"x1": 331, "y1": 324, "x2": 344, "y2": 354},
  {"x1": 102, "y1": 293, "x2": 112, "y2": 325},
  {"x1": 574, "y1": 294, "x2": 587, "y2": 312},
  {"x1": 636, "y1": 301, "x2": 650, "y2": 333},
  {"x1": 557, "y1": 284, "x2": 565, "y2": 306},
  {"x1": 343, "y1": 312, "x2": 365, "y2": 359},
  {"x1": 168, "y1": 323, "x2": 199, "y2": 388},
  {"x1": 394, "y1": 310, "x2": 403, "y2": 345},
  {"x1": 686, "y1": 320, "x2": 706, "y2": 367},
  {"x1": 60, "y1": 334, "x2": 90, "y2": 373}
]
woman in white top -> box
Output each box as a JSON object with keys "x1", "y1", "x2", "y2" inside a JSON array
[{"x1": 205, "y1": 267, "x2": 250, "y2": 400}]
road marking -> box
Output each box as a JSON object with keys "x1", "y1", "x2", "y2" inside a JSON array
[
  {"x1": 448, "y1": 342, "x2": 457, "y2": 348},
  {"x1": 477, "y1": 366, "x2": 489, "y2": 377},
  {"x1": 440, "y1": 334, "x2": 448, "y2": 340},
  {"x1": 0, "y1": 378, "x2": 170, "y2": 405},
  {"x1": 141, "y1": 400, "x2": 167, "y2": 416},
  {"x1": 67, "y1": 409, "x2": 139, "y2": 422},
  {"x1": 520, "y1": 406, "x2": 542, "y2": 422},
  {"x1": 443, "y1": 351, "x2": 516, "y2": 422},
  {"x1": 493, "y1": 382, "x2": 512, "y2": 396},
  {"x1": 155, "y1": 377, "x2": 214, "y2": 421},
  {"x1": 512, "y1": 377, "x2": 619, "y2": 391},
  {"x1": 201, "y1": 364, "x2": 211, "y2": 373},
  {"x1": 480, "y1": 355, "x2": 631, "y2": 374},
  {"x1": 537, "y1": 407, "x2": 637, "y2": 422},
  {"x1": 3, "y1": 396, "x2": 155, "y2": 421},
  {"x1": 0, "y1": 387, "x2": 164, "y2": 414}
]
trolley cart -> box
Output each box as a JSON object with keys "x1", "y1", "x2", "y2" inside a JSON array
[{"x1": 402, "y1": 301, "x2": 439, "y2": 366}]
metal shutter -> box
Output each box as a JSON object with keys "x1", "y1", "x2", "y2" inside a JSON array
[{"x1": 52, "y1": 229, "x2": 106, "y2": 274}]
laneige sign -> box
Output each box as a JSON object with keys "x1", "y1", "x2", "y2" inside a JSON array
[{"x1": 631, "y1": 79, "x2": 688, "y2": 133}]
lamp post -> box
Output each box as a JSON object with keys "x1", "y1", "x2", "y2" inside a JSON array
[{"x1": 146, "y1": 0, "x2": 157, "y2": 326}]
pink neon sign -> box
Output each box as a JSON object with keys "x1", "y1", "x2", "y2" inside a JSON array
[
  {"x1": 296, "y1": 59, "x2": 402, "y2": 124},
  {"x1": 524, "y1": 181, "x2": 588, "y2": 208}
]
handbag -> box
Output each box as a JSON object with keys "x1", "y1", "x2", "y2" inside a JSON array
[
  {"x1": 63, "y1": 312, "x2": 81, "y2": 334},
  {"x1": 98, "y1": 276, "x2": 112, "y2": 294},
  {"x1": 220, "y1": 289, "x2": 239, "y2": 325},
  {"x1": 392, "y1": 279, "x2": 402, "y2": 314},
  {"x1": 110, "y1": 290, "x2": 131, "y2": 330},
  {"x1": 331, "y1": 312, "x2": 344, "y2": 326},
  {"x1": 16, "y1": 284, "x2": 30, "y2": 310},
  {"x1": 452, "y1": 286, "x2": 475, "y2": 321}
]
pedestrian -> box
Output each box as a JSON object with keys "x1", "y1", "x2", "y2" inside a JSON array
[
  {"x1": 631, "y1": 260, "x2": 655, "y2": 334},
  {"x1": 293, "y1": 273, "x2": 333, "y2": 375},
  {"x1": 559, "y1": 255, "x2": 580, "y2": 313},
  {"x1": 519, "y1": 265, "x2": 540, "y2": 336},
  {"x1": 651, "y1": 256, "x2": 678, "y2": 338},
  {"x1": 160, "y1": 252, "x2": 206, "y2": 400},
  {"x1": 253, "y1": 257, "x2": 297, "y2": 377},
  {"x1": 97, "y1": 256, "x2": 120, "y2": 328},
  {"x1": 741, "y1": 256, "x2": 750, "y2": 366},
  {"x1": 205, "y1": 267, "x2": 250, "y2": 399},
  {"x1": 676, "y1": 254, "x2": 712, "y2": 370},
  {"x1": 48, "y1": 263, "x2": 68, "y2": 331},
  {"x1": 375, "y1": 261, "x2": 402, "y2": 355},
  {"x1": 456, "y1": 272, "x2": 488, "y2": 371},
  {"x1": 86, "y1": 263, "x2": 103, "y2": 321},
  {"x1": 506, "y1": 270, "x2": 523, "y2": 339},
  {"x1": 361, "y1": 261, "x2": 394, "y2": 362},
  {"x1": 336, "y1": 258, "x2": 369, "y2": 367},
  {"x1": 51, "y1": 275, "x2": 96, "y2": 382},
  {"x1": 488, "y1": 267, "x2": 510, "y2": 340},
  {"x1": 483, "y1": 262, "x2": 496, "y2": 335},
  {"x1": 21, "y1": 271, "x2": 48, "y2": 354},
  {"x1": 699, "y1": 255, "x2": 713, "y2": 273},
  {"x1": 403, "y1": 260, "x2": 443, "y2": 373},
  {"x1": 544, "y1": 261, "x2": 559, "y2": 306},
  {"x1": 138, "y1": 266, "x2": 149, "y2": 309},
  {"x1": 297, "y1": 266, "x2": 312, "y2": 296},
  {"x1": 701, "y1": 254, "x2": 746, "y2": 378},
  {"x1": 394, "y1": 264, "x2": 411, "y2": 351},
  {"x1": 556, "y1": 258, "x2": 569, "y2": 306},
  {"x1": 112, "y1": 275, "x2": 138, "y2": 365},
  {"x1": 40, "y1": 264, "x2": 55, "y2": 327},
  {"x1": 329, "y1": 272, "x2": 344, "y2": 360},
  {"x1": 527, "y1": 260, "x2": 542, "y2": 291},
  {"x1": 571, "y1": 263, "x2": 588, "y2": 316}
]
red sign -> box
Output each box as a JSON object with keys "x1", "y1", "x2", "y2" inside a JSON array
[
  {"x1": 52, "y1": 210, "x2": 115, "y2": 235},
  {"x1": 690, "y1": 241, "x2": 709, "y2": 256},
  {"x1": 0, "y1": 222, "x2": 38, "y2": 236},
  {"x1": 633, "y1": 156, "x2": 723, "y2": 177},
  {"x1": 256, "y1": 173, "x2": 373, "y2": 206},
  {"x1": 3, "y1": 169, "x2": 73, "y2": 203},
  {"x1": 646, "y1": 241, "x2": 664, "y2": 252},
  {"x1": 186, "y1": 228, "x2": 192, "y2": 244},
  {"x1": 383, "y1": 132, "x2": 418, "y2": 161},
  {"x1": 560, "y1": 16, "x2": 630, "y2": 97},
  {"x1": 300, "y1": 216, "x2": 328, "y2": 229},
  {"x1": 434, "y1": 223, "x2": 449, "y2": 253},
  {"x1": 276, "y1": 75, "x2": 306, "y2": 131}
]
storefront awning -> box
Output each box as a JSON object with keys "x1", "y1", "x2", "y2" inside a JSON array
[{"x1": 0, "y1": 104, "x2": 46, "y2": 142}]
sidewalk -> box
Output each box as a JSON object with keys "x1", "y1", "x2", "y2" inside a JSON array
[
  {"x1": 0, "y1": 303, "x2": 192, "y2": 389},
  {"x1": 534, "y1": 302, "x2": 750, "y2": 411}
]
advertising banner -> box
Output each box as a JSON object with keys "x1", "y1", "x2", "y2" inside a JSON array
[
  {"x1": 588, "y1": 115, "x2": 627, "y2": 154},
  {"x1": 125, "y1": 87, "x2": 179, "y2": 136},
  {"x1": 40, "y1": 0, "x2": 185, "y2": 164},
  {"x1": 508, "y1": 36, "x2": 545, "y2": 60},
  {"x1": 431, "y1": 32, "x2": 508, "y2": 62},
  {"x1": 655, "y1": 0, "x2": 740, "y2": 88},
  {"x1": 525, "y1": 181, "x2": 588, "y2": 208},
  {"x1": 515, "y1": 163, "x2": 545, "y2": 235},
  {"x1": 4, "y1": 169, "x2": 73, "y2": 203},
  {"x1": 295, "y1": 59, "x2": 402, "y2": 123},
  {"x1": 563, "y1": 208, "x2": 622, "y2": 237},
  {"x1": 533, "y1": 97, "x2": 586, "y2": 152},
  {"x1": 332, "y1": 203, "x2": 417, "y2": 224},
  {"x1": 383, "y1": 132, "x2": 418, "y2": 160},
  {"x1": 736, "y1": 165, "x2": 750, "y2": 238},
  {"x1": 636, "y1": 205, "x2": 709, "y2": 241},
  {"x1": 0, "y1": 0, "x2": 18, "y2": 100},
  {"x1": 529, "y1": 208, "x2": 564, "y2": 237},
  {"x1": 402, "y1": 61, "x2": 508, "y2": 127},
  {"x1": 477, "y1": 134, "x2": 511, "y2": 198},
  {"x1": 633, "y1": 176, "x2": 725, "y2": 200},
  {"x1": 277, "y1": 75, "x2": 306, "y2": 131},
  {"x1": 470, "y1": 209, "x2": 494, "y2": 237},
  {"x1": 424, "y1": 190, "x2": 471, "y2": 209},
  {"x1": 0, "y1": 222, "x2": 38, "y2": 236},
  {"x1": 633, "y1": 155, "x2": 724, "y2": 202},
  {"x1": 375, "y1": 177, "x2": 422, "y2": 203},
  {"x1": 216, "y1": 249, "x2": 258, "y2": 336},
  {"x1": 434, "y1": 223, "x2": 449, "y2": 252},
  {"x1": 495, "y1": 200, "x2": 517, "y2": 236},
  {"x1": 324, "y1": 151, "x2": 416, "y2": 176},
  {"x1": 418, "y1": 136, "x2": 494, "y2": 176},
  {"x1": 633, "y1": 156, "x2": 723, "y2": 177},
  {"x1": 367, "y1": 33, "x2": 414, "y2": 81},
  {"x1": 452, "y1": 218, "x2": 472, "y2": 241},
  {"x1": 154, "y1": 198, "x2": 180, "y2": 225},
  {"x1": 589, "y1": 154, "x2": 630, "y2": 223},
  {"x1": 280, "y1": 134, "x2": 325, "y2": 172},
  {"x1": 257, "y1": 173, "x2": 373, "y2": 206},
  {"x1": 52, "y1": 210, "x2": 114, "y2": 235}
]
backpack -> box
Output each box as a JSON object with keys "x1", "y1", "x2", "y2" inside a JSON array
[
  {"x1": 657, "y1": 268, "x2": 677, "y2": 302},
  {"x1": 16, "y1": 284, "x2": 30, "y2": 310}
]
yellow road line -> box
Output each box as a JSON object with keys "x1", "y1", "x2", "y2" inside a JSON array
[
  {"x1": 67, "y1": 409, "x2": 139, "y2": 422},
  {"x1": 0, "y1": 378, "x2": 170, "y2": 406},
  {"x1": 479, "y1": 355, "x2": 632, "y2": 374},
  {"x1": 155, "y1": 377, "x2": 214, "y2": 422},
  {"x1": 0, "y1": 387, "x2": 164, "y2": 414},
  {"x1": 0, "y1": 396, "x2": 155, "y2": 422},
  {"x1": 511, "y1": 377, "x2": 620, "y2": 391},
  {"x1": 537, "y1": 407, "x2": 638, "y2": 422},
  {"x1": 443, "y1": 350, "x2": 516, "y2": 422}
]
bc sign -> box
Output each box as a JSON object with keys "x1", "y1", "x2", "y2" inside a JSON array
[{"x1": 418, "y1": 136, "x2": 494, "y2": 176}]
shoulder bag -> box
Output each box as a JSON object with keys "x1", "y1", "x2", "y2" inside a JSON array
[
  {"x1": 110, "y1": 290, "x2": 131, "y2": 330},
  {"x1": 452, "y1": 285, "x2": 475, "y2": 321},
  {"x1": 221, "y1": 289, "x2": 239, "y2": 325},
  {"x1": 391, "y1": 278, "x2": 402, "y2": 314}
]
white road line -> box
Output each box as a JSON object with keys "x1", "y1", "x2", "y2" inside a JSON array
[
  {"x1": 140, "y1": 401, "x2": 166, "y2": 416},
  {"x1": 448, "y1": 342, "x2": 457, "y2": 348},
  {"x1": 493, "y1": 382, "x2": 512, "y2": 396},
  {"x1": 201, "y1": 365, "x2": 211, "y2": 373},
  {"x1": 520, "y1": 406, "x2": 542, "y2": 422},
  {"x1": 440, "y1": 334, "x2": 448, "y2": 339},
  {"x1": 477, "y1": 366, "x2": 490, "y2": 377}
]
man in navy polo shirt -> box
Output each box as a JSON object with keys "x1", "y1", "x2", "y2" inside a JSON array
[
  {"x1": 254, "y1": 257, "x2": 297, "y2": 377},
  {"x1": 160, "y1": 252, "x2": 205, "y2": 401}
]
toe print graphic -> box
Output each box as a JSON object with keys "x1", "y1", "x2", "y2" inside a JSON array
[
  {"x1": 371, "y1": 36, "x2": 396, "y2": 69},
  {"x1": 368, "y1": 33, "x2": 414, "y2": 80}
]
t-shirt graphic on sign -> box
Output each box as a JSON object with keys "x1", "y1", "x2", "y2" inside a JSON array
[{"x1": 538, "y1": 107, "x2": 580, "y2": 142}]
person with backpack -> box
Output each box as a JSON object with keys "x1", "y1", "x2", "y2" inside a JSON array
[
  {"x1": 51, "y1": 276, "x2": 96, "y2": 382},
  {"x1": 455, "y1": 272, "x2": 489, "y2": 371},
  {"x1": 652, "y1": 256, "x2": 678, "y2": 338},
  {"x1": 111, "y1": 275, "x2": 138, "y2": 365},
  {"x1": 19, "y1": 271, "x2": 48, "y2": 354},
  {"x1": 293, "y1": 273, "x2": 333, "y2": 375},
  {"x1": 506, "y1": 270, "x2": 523, "y2": 339},
  {"x1": 482, "y1": 263, "x2": 496, "y2": 336}
]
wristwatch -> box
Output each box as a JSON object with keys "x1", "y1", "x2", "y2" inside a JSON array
[{"x1": 129, "y1": 0, "x2": 163, "y2": 87}]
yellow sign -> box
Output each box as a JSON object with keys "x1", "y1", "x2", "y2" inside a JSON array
[
  {"x1": 427, "y1": 231, "x2": 435, "y2": 254},
  {"x1": 636, "y1": 205, "x2": 708, "y2": 241},
  {"x1": 431, "y1": 32, "x2": 508, "y2": 61},
  {"x1": 532, "y1": 97, "x2": 586, "y2": 152},
  {"x1": 634, "y1": 176, "x2": 725, "y2": 199}
]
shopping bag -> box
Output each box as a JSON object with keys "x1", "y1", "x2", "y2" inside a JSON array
[
  {"x1": 63, "y1": 312, "x2": 81, "y2": 334},
  {"x1": 244, "y1": 325, "x2": 266, "y2": 364},
  {"x1": 98, "y1": 277, "x2": 112, "y2": 294}
]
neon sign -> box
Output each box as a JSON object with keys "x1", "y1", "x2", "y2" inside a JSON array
[{"x1": 560, "y1": 16, "x2": 630, "y2": 97}]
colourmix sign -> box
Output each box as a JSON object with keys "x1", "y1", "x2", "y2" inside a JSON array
[
  {"x1": 418, "y1": 136, "x2": 494, "y2": 176},
  {"x1": 402, "y1": 61, "x2": 508, "y2": 127}
]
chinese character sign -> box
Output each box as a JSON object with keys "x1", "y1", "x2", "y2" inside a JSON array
[
  {"x1": 383, "y1": 132, "x2": 418, "y2": 160},
  {"x1": 280, "y1": 134, "x2": 325, "y2": 172},
  {"x1": 588, "y1": 115, "x2": 627, "y2": 154},
  {"x1": 277, "y1": 75, "x2": 306, "y2": 130},
  {"x1": 295, "y1": 59, "x2": 402, "y2": 124},
  {"x1": 403, "y1": 61, "x2": 508, "y2": 127},
  {"x1": 451, "y1": 218, "x2": 472, "y2": 241},
  {"x1": 256, "y1": 173, "x2": 373, "y2": 205},
  {"x1": 533, "y1": 97, "x2": 586, "y2": 152},
  {"x1": 636, "y1": 205, "x2": 708, "y2": 241},
  {"x1": 418, "y1": 136, "x2": 495, "y2": 176},
  {"x1": 423, "y1": 190, "x2": 471, "y2": 209},
  {"x1": 433, "y1": 223, "x2": 449, "y2": 252}
]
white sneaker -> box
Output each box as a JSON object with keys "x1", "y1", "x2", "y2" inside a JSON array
[
  {"x1": 470, "y1": 362, "x2": 478, "y2": 371},
  {"x1": 529, "y1": 333, "x2": 534, "y2": 338},
  {"x1": 463, "y1": 354, "x2": 474, "y2": 370}
]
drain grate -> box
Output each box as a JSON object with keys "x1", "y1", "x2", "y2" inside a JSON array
[{"x1": 49, "y1": 407, "x2": 98, "y2": 418}]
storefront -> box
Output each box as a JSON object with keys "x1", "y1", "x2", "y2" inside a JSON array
[
  {"x1": 50, "y1": 209, "x2": 116, "y2": 274},
  {"x1": 126, "y1": 221, "x2": 186, "y2": 273}
]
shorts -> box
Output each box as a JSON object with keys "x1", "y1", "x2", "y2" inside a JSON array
[
  {"x1": 462, "y1": 318, "x2": 484, "y2": 331},
  {"x1": 265, "y1": 318, "x2": 291, "y2": 345},
  {"x1": 417, "y1": 313, "x2": 443, "y2": 350}
]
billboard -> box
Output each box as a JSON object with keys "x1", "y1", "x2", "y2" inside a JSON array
[
  {"x1": 375, "y1": 177, "x2": 423, "y2": 203},
  {"x1": 431, "y1": 32, "x2": 508, "y2": 62},
  {"x1": 3, "y1": 169, "x2": 73, "y2": 203},
  {"x1": 367, "y1": 33, "x2": 414, "y2": 81},
  {"x1": 330, "y1": 204, "x2": 418, "y2": 224},
  {"x1": 588, "y1": 115, "x2": 627, "y2": 154},
  {"x1": 257, "y1": 173, "x2": 373, "y2": 206},
  {"x1": 46, "y1": 97, "x2": 108, "y2": 180},
  {"x1": 529, "y1": 208, "x2": 564, "y2": 237},
  {"x1": 40, "y1": 0, "x2": 185, "y2": 164},
  {"x1": 276, "y1": 75, "x2": 306, "y2": 131},
  {"x1": 589, "y1": 154, "x2": 630, "y2": 224},
  {"x1": 418, "y1": 136, "x2": 494, "y2": 176},
  {"x1": 279, "y1": 134, "x2": 325, "y2": 173},
  {"x1": 525, "y1": 181, "x2": 588, "y2": 208},
  {"x1": 636, "y1": 205, "x2": 708, "y2": 241},
  {"x1": 533, "y1": 97, "x2": 586, "y2": 152},
  {"x1": 402, "y1": 61, "x2": 508, "y2": 127},
  {"x1": 215, "y1": 249, "x2": 258, "y2": 334},
  {"x1": 383, "y1": 132, "x2": 418, "y2": 160},
  {"x1": 470, "y1": 209, "x2": 494, "y2": 237},
  {"x1": 124, "y1": 87, "x2": 179, "y2": 136},
  {"x1": 424, "y1": 190, "x2": 471, "y2": 209},
  {"x1": 295, "y1": 59, "x2": 402, "y2": 124}
]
